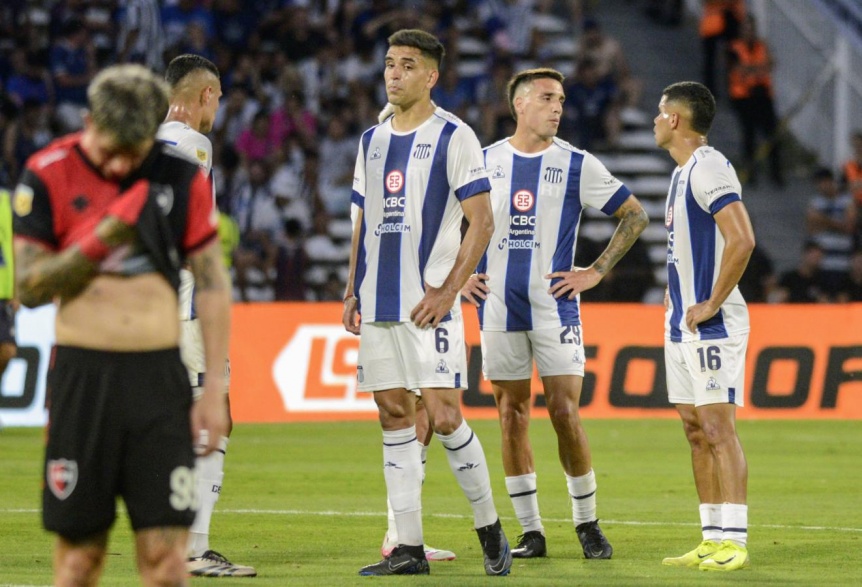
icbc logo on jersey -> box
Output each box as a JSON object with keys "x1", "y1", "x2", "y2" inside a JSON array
[
  {"x1": 386, "y1": 170, "x2": 404, "y2": 193},
  {"x1": 512, "y1": 189, "x2": 535, "y2": 212},
  {"x1": 272, "y1": 326, "x2": 376, "y2": 413}
]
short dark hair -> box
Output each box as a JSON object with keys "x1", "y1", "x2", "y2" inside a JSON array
[
  {"x1": 387, "y1": 29, "x2": 445, "y2": 67},
  {"x1": 662, "y1": 81, "x2": 716, "y2": 135},
  {"x1": 165, "y1": 54, "x2": 220, "y2": 87},
  {"x1": 813, "y1": 167, "x2": 834, "y2": 181},
  {"x1": 506, "y1": 68, "x2": 564, "y2": 121}
]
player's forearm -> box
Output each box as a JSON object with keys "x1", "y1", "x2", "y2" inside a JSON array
[
  {"x1": 15, "y1": 241, "x2": 97, "y2": 307},
  {"x1": 592, "y1": 198, "x2": 648, "y2": 276},
  {"x1": 709, "y1": 236, "x2": 754, "y2": 308},
  {"x1": 189, "y1": 245, "x2": 233, "y2": 379},
  {"x1": 441, "y1": 206, "x2": 493, "y2": 297},
  {"x1": 344, "y1": 207, "x2": 363, "y2": 299}
]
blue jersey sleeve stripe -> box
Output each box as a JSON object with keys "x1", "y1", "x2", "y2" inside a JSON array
[
  {"x1": 600, "y1": 184, "x2": 633, "y2": 216},
  {"x1": 709, "y1": 192, "x2": 740, "y2": 215},
  {"x1": 455, "y1": 177, "x2": 491, "y2": 201},
  {"x1": 418, "y1": 122, "x2": 456, "y2": 286},
  {"x1": 351, "y1": 189, "x2": 364, "y2": 209}
]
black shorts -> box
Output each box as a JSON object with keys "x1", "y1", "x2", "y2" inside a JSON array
[
  {"x1": 0, "y1": 300, "x2": 15, "y2": 344},
  {"x1": 43, "y1": 346, "x2": 196, "y2": 540}
]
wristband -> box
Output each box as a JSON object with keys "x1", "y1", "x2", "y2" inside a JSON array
[
  {"x1": 343, "y1": 293, "x2": 355, "y2": 302},
  {"x1": 77, "y1": 231, "x2": 111, "y2": 263}
]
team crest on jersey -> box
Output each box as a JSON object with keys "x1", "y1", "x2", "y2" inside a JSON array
[
  {"x1": 512, "y1": 189, "x2": 535, "y2": 212},
  {"x1": 544, "y1": 167, "x2": 563, "y2": 184},
  {"x1": 47, "y1": 459, "x2": 78, "y2": 500},
  {"x1": 492, "y1": 165, "x2": 506, "y2": 179},
  {"x1": 13, "y1": 184, "x2": 33, "y2": 216},
  {"x1": 357, "y1": 365, "x2": 364, "y2": 383},
  {"x1": 436, "y1": 360, "x2": 450, "y2": 373},
  {"x1": 386, "y1": 170, "x2": 404, "y2": 193},
  {"x1": 705, "y1": 376, "x2": 721, "y2": 391},
  {"x1": 370, "y1": 147, "x2": 381, "y2": 160},
  {"x1": 413, "y1": 143, "x2": 432, "y2": 159}
]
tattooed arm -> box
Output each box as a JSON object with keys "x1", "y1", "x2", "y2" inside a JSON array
[
  {"x1": 547, "y1": 195, "x2": 649, "y2": 300},
  {"x1": 187, "y1": 238, "x2": 231, "y2": 455},
  {"x1": 14, "y1": 216, "x2": 136, "y2": 308}
]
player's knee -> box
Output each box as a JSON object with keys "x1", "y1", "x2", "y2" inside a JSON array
[
  {"x1": 498, "y1": 403, "x2": 530, "y2": 434},
  {"x1": 139, "y1": 552, "x2": 186, "y2": 587},
  {"x1": 56, "y1": 544, "x2": 105, "y2": 585}
]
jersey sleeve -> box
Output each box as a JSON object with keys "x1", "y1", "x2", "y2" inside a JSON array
[
  {"x1": 12, "y1": 169, "x2": 58, "y2": 249},
  {"x1": 691, "y1": 155, "x2": 742, "y2": 215},
  {"x1": 447, "y1": 125, "x2": 491, "y2": 201},
  {"x1": 183, "y1": 169, "x2": 218, "y2": 254},
  {"x1": 579, "y1": 152, "x2": 632, "y2": 215},
  {"x1": 351, "y1": 140, "x2": 366, "y2": 209},
  {"x1": 173, "y1": 133, "x2": 213, "y2": 176}
]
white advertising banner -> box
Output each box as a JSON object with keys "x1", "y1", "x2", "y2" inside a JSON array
[{"x1": 0, "y1": 305, "x2": 55, "y2": 427}]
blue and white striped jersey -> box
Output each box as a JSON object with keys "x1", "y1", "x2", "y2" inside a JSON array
[
  {"x1": 479, "y1": 137, "x2": 631, "y2": 331},
  {"x1": 665, "y1": 146, "x2": 750, "y2": 342},
  {"x1": 351, "y1": 107, "x2": 491, "y2": 323}
]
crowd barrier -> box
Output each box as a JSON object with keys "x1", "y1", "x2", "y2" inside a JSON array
[{"x1": 2, "y1": 302, "x2": 860, "y2": 427}]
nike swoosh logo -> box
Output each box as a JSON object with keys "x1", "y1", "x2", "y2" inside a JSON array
[
  {"x1": 716, "y1": 555, "x2": 736, "y2": 565},
  {"x1": 388, "y1": 560, "x2": 411, "y2": 571},
  {"x1": 698, "y1": 552, "x2": 712, "y2": 559}
]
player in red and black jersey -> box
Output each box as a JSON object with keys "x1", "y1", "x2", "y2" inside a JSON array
[{"x1": 12, "y1": 64, "x2": 231, "y2": 587}]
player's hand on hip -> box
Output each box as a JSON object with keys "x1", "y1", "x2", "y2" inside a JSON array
[
  {"x1": 546, "y1": 267, "x2": 601, "y2": 300},
  {"x1": 685, "y1": 300, "x2": 718, "y2": 332},
  {"x1": 461, "y1": 273, "x2": 490, "y2": 307},
  {"x1": 411, "y1": 284, "x2": 453, "y2": 329},
  {"x1": 342, "y1": 296, "x2": 361, "y2": 335},
  {"x1": 191, "y1": 383, "x2": 228, "y2": 456}
]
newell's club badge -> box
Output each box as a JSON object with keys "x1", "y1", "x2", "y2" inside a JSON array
[
  {"x1": 13, "y1": 184, "x2": 34, "y2": 217},
  {"x1": 47, "y1": 459, "x2": 78, "y2": 500}
]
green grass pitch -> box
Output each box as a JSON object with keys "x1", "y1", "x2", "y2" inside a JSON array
[{"x1": 1, "y1": 419, "x2": 860, "y2": 586}]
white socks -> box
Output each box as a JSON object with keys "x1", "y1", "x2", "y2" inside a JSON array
[
  {"x1": 566, "y1": 469, "x2": 597, "y2": 526},
  {"x1": 722, "y1": 503, "x2": 748, "y2": 547},
  {"x1": 188, "y1": 434, "x2": 228, "y2": 557},
  {"x1": 436, "y1": 420, "x2": 497, "y2": 528},
  {"x1": 699, "y1": 503, "x2": 723, "y2": 542},
  {"x1": 386, "y1": 441, "x2": 429, "y2": 541},
  {"x1": 382, "y1": 426, "x2": 423, "y2": 546},
  {"x1": 505, "y1": 473, "x2": 543, "y2": 534}
]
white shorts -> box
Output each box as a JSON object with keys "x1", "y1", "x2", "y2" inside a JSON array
[
  {"x1": 357, "y1": 317, "x2": 467, "y2": 392},
  {"x1": 665, "y1": 333, "x2": 748, "y2": 407},
  {"x1": 481, "y1": 325, "x2": 586, "y2": 380},
  {"x1": 178, "y1": 268, "x2": 230, "y2": 395}
]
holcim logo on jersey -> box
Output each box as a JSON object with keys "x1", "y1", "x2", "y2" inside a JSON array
[{"x1": 272, "y1": 326, "x2": 376, "y2": 412}]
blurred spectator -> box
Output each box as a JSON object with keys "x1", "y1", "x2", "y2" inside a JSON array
[
  {"x1": 476, "y1": 58, "x2": 515, "y2": 144},
  {"x1": 175, "y1": 21, "x2": 215, "y2": 63},
  {"x1": 837, "y1": 251, "x2": 862, "y2": 303},
  {"x1": 738, "y1": 241, "x2": 776, "y2": 303},
  {"x1": 279, "y1": 5, "x2": 328, "y2": 63},
  {"x1": 575, "y1": 232, "x2": 654, "y2": 302},
  {"x1": 216, "y1": 195, "x2": 240, "y2": 270},
  {"x1": 212, "y1": 0, "x2": 259, "y2": 53},
  {"x1": 117, "y1": 0, "x2": 165, "y2": 71},
  {"x1": 2, "y1": 99, "x2": 51, "y2": 186},
  {"x1": 575, "y1": 17, "x2": 641, "y2": 108},
  {"x1": 231, "y1": 159, "x2": 283, "y2": 301},
  {"x1": 235, "y1": 110, "x2": 280, "y2": 166},
  {"x1": 161, "y1": 0, "x2": 215, "y2": 57},
  {"x1": 273, "y1": 218, "x2": 308, "y2": 301},
  {"x1": 644, "y1": 0, "x2": 683, "y2": 26},
  {"x1": 5, "y1": 48, "x2": 52, "y2": 107},
  {"x1": 841, "y1": 130, "x2": 862, "y2": 206},
  {"x1": 49, "y1": 17, "x2": 95, "y2": 132},
  {"x1": 432, "y1": 66, "x2": 474, "y2": 121},
  {"x1": 772, "y1": 242, "x2": 830, "y2": 303},
  {"x1": 476, "y1": 0, "x2": 536, "y2": 57},
  {"x1": 318, "y1": 271, "x2": 346, "y2": 302},
  {"x1": 213, "y1": 83, "x2": 259, "y2": 148},
  {"x1": 317, "y1": 118, "x2": 357, "y2": 217},
  {"x1": 269, "y1": 89, "x2": 317, "y2": 152},
  {"x1": 562, "y1": 57, "x2": 620, "y2": 150},
  {"x1": 699, "y1": 0, "x2": 745, "y2": 98},
  {"x1": 727, "y1": 14, "x2": 783, "y2": 186},
  {"x1": 805, "y1": 167, "x2": 856, "y2": 292}
]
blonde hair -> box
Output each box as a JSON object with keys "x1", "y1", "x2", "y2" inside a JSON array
[{"x1": 87, "y1": 64, "x2": 169, "y2": 148}]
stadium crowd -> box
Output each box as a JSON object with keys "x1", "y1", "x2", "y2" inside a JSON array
[{"x1": 0, "y1": 0, "x2": 860, "y2": 303}]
